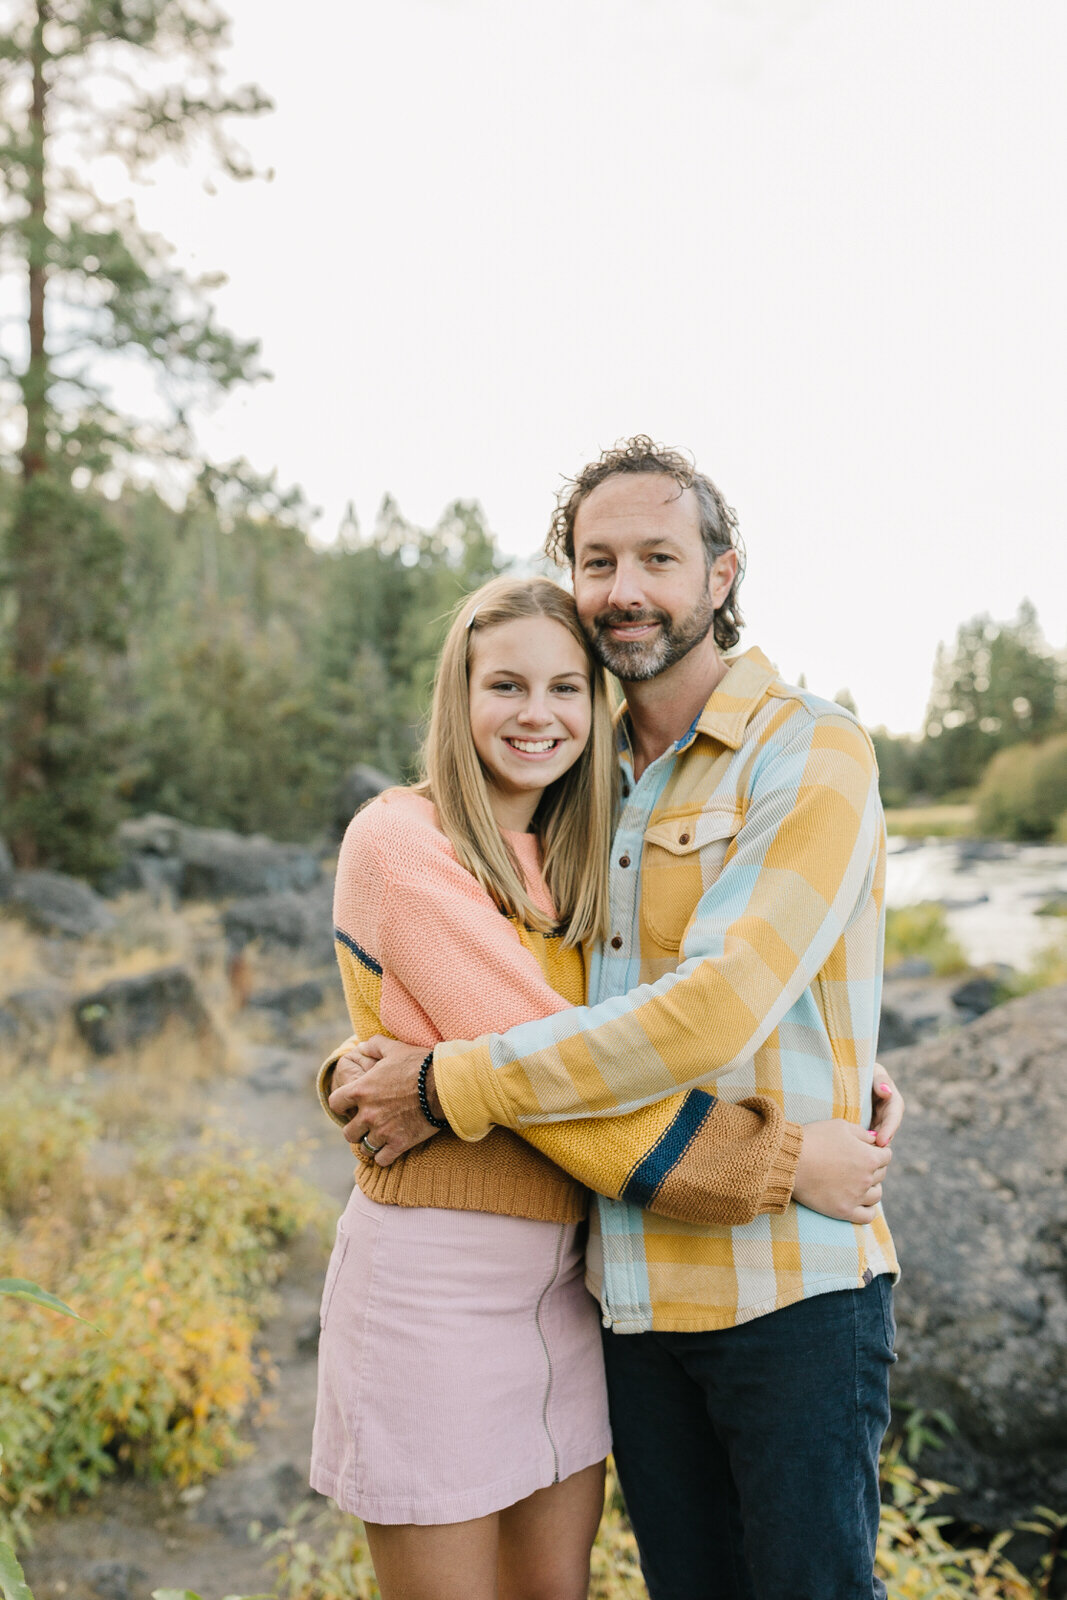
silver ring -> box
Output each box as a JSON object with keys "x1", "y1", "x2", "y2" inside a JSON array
[{"x1": 360, "y1": 1135, "x2": 382, "y2": 1155}]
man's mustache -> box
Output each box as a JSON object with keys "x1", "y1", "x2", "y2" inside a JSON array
[{"x1": 594, "y1": 609, "x2": 670, "y2": 632}]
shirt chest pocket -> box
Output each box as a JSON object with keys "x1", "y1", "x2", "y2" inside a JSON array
[{"x1": 640, "y1": 807, "x2": 740, "y2": 953}]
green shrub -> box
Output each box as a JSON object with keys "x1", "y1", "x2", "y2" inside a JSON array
[
  {"x1": 0, "y1": 1136, "x2": 326, "y2": 1547},
  {"x1": 884, "y1": 904, "x2": 968, "y2": 976},
  {"x1": 975, "y1": 733, "x2": 1067, "y2": 841}
]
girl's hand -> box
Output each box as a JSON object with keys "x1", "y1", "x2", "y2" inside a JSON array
[
  {"x1": 329, "y1": 1040, "x2": 385, "y2": 1112},
  {"x1": 871, "y1": 1072, "x2": 904, "y2": 1148},
  {"x1": 792, "y1": 1121, "x2": 892, "y2": 1224}
]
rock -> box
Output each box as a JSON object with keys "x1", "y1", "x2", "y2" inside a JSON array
[
  {"x1": 99, "y1": 851, "x2": 183, "y2": 901},
  {"x1": 106, "y1": 812, "x2": 322, "y2": 901},
  {"x1": 223, "y1": 882, "x2": 335, "y2": 965},
  {"x1": 0, "y1": 836, "x2": 13, "y2": 898},
  {"x1": 885, "y1": 983, "x2": 1067, "y2": 1526},
  {"x1": 196, "y1": 1458, "x2": 309, "y2": 1535},
  {"x1": 6, "y1": 870, "x2": 115, "y2": 937},
  {"x1": 1, "y1": 986, "x2": 71, "y2": 1047},
  {"x1": 177, "y1": 824, "x2": 320, "y2": 901},
  {"x1": 244, "y1": 1046, "x2": 309, "y2": 1094},
  {"x1": 247, "y1": 978, "x2": 324, "y2": 1018},
  {"x1": 334, "y1": 764, "x2": 395, "y2": 839},
  {"x1": 85, "y1": 1561, "x2": 148, "y2": 1600},
  {"x1": 116, "y1": 812, "x2": 184, "y2": 857},
  {"x1": 1036, "y1": 892, "x2": 1067, "y2": 918},
  {"x1": 950, "y1": 974, "x2": 999, "y2": 1016},
  {"x1": 73, "y1": 966, "x2": 211, "y2": 1057},
  {"x1": 880, "y1": 974, "x2": 963, "y2": 1043},
  {"x1": 295, "y1": 1314, "x2": 321, "y2": 1355},
  {"x1": 877, "y1": 1005, "x2": 918, "y2": 1052},
  {"x1": 884, "y1": 957, "x2": 934, "y2": 979},
  {"x1": 955, "y1": 838, "x2": 1014, "y2": 861}
]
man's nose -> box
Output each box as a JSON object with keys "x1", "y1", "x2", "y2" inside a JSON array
[{"x1": 606, "y1": 561, "x2": 647, "y2": 613}]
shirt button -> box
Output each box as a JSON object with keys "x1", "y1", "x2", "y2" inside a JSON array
[
  {"x1": 679, "y1": 832, "x2": 691, "y2": 845},
  {"x1": 610, "y1": 934, "x2": 623, "y2": 950},
  {"x1": 618, "y1": 854, "x2": 631, "y2": 868}
]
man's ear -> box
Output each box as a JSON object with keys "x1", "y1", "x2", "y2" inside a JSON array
[{"x1": 709, "y1": 549, "x2": 738, "y2": 607}]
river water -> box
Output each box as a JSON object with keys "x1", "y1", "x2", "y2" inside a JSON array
[{"x1": 884, "y1": 836, "x2": 1067, "y2": 968}]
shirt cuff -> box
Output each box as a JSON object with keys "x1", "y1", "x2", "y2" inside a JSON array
[{"x1": 433, "y1": 1040, "x2": 518, "y2": 1142}]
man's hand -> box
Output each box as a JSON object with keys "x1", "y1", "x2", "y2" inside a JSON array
[
  {"x1": 328, "y1": 1036, "x2": 445, "y2": 1165},
  {"x1": 792, "y1": 1120, "x2": 892, "y2": 1224},
  {"x1": 870, "y1": 1071, "x2": 904, "y2": 1147}
]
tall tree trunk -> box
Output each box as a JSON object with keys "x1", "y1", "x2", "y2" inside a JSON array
[{"x1": 7, "y1": 0, "x2": 51, "y2": 866}]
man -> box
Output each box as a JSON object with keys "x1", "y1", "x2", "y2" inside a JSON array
[{"x1": 329, "y1": 437, "x2": 900, "y2": 1600}]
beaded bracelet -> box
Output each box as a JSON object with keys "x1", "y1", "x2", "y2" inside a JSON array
[{"x1": 418, "y1": 1051, "x2": 448, "y2": 1130}]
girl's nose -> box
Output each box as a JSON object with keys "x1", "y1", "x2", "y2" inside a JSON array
[{"x1": 516, "y1": 695, "x2": 553, "y2": 727}]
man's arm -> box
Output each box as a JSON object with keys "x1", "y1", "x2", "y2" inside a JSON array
[
  {"x1": 434, "y1": 712, "x2": 883, "y2": 1140},
  {"x1": 319, "y1": 800, "x2": 816, "y2": 1226}
]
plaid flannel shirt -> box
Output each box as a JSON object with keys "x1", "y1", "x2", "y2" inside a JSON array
[{"x1": 434, "y1": 647, "x2": 899, "y2": 1333}]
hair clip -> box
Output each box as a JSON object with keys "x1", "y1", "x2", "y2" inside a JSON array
[{"x1": 464, "y1": 604, "x2": 482, "y2": 629}]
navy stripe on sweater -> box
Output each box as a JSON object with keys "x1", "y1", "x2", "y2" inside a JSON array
[
  {"x1": 620, "y1": 1089, "x2": 717, "y2": 1206},
  {"x1": 334, "y1": 927, "x2": 383, "y2": 977}
]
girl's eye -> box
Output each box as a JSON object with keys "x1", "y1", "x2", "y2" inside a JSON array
[
  {"x1": 552, "y1": 683, "x2": 582, "y2": 695},
  {"x1": 490, "y1": 681, "x2": 520, "y2": 693}
]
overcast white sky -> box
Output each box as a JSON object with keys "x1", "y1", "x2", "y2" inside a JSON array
[{"x1": 101, "y1": 0, "x2": 1067, "y2": 730}]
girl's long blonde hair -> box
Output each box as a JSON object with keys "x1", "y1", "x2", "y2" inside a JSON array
[{"x1": 417, "y1": 575, "x2": 617, "y2": 947}]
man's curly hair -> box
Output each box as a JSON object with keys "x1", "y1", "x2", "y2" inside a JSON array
[{"x1": 546, "y1": 435, "x2": 745, "y2": 652}]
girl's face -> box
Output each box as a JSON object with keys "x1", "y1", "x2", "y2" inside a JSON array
[{"x1": 467, "y1": 615, "x2": 593, "y2": 830}]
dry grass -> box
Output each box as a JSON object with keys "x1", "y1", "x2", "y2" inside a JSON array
[{"x1": 884, "y1": 805, "x2": 977, "y2": 839}]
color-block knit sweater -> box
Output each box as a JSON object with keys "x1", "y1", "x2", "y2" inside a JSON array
[{"x1": 320, "y1": 790, "x2": 801, "y2": 1225}]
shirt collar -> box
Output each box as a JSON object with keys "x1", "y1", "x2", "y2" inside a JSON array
[
  {"x1": 690, "y1": 646, "x2": 779, "y2": 750},
  {"x1": 613, "y1": 646, "x2": 778, "y2": 760}
]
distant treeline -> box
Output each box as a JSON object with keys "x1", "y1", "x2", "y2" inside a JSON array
[
  {"x1": 868, "y1": 598, "x2": 1067, "y2": 833},
  {"x1": 2, "y1": 469, "x2": 1065, "y2": 875},
  {"x1": 0, "y1": 469, "x2": 502, "y2": 875}
]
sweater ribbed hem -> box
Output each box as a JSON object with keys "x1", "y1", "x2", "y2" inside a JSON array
[
  {"x1": 354, "y1": 1129, "x2": 587, "y2": 1224},
  {"x1": 759, "y1": 1118, "x2": 803, "y2": 1213}
]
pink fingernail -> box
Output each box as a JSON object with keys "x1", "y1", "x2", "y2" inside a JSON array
[{"x1": 878, "y1": 1083, "x2": 891, "y2": 1094}]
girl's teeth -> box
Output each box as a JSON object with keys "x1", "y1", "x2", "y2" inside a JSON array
[{"x1": 509, "y1": 739, "x2": 556, "y2": 753}]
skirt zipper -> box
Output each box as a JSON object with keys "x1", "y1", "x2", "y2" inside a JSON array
[{"x1": 534, "y1": 1224, "x2": 566, "y2": 1484}]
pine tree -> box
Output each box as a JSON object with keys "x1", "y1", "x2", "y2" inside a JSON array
[
  {"x1": 0, "y1": 0, "x2": 269, "y2": 870},
  {"x1": 921, "y1": 602, "x2": 1062, "y2": 794}
]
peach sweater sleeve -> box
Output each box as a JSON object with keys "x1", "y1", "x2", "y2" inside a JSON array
[{"x1": 333, "y1": 798, "x2": 573, "y2": 1043}]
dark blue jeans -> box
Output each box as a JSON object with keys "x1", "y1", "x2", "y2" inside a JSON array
[{"x1": 603, "y1": 1276, "x2": 896, "y2": 1600}]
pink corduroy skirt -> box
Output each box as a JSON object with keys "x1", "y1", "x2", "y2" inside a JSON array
[{"x1": 309, "y1": 1182, "x2": 611, "y2": 1526}]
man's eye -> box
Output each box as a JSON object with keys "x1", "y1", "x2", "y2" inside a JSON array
[
  {"x1": 648, "y1": 553, "x2": 675, "y2": 565},
  {"x1": 584, "y1": 558, "x2": 610, "y2": 571}
]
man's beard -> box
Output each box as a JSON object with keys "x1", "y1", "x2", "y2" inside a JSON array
[{"x1": 589, "y1": 593, "x2": 718, "y2": 682}]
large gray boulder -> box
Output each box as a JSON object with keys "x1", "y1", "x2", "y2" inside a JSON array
[
  {"x1": 884, "y1": 983, "x2": 1067, "y2": 1526},
  {"x1": 107, "y1": 813, "x2": 321, "y2": 901},
  {"x1": 73, "y1": 966, "x2": 213, "y2": 1057},
  {"x1": 222, "y1": 881, "x2": 335, "y2": 965},
  {"x1": 177, "y1": 824, "x2": 319, "y2": 900},
  {"x1": 6, "y1": 870, "x2": 116, "y2": 937}
]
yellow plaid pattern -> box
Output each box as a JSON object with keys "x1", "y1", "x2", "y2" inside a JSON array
[{"x1": 434, "y1": 648, "x2": 899, "y2": 1332}]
